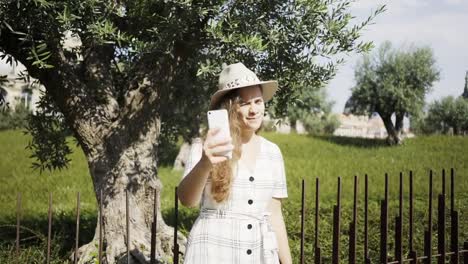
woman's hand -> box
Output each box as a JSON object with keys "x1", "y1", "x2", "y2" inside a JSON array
[{"x1": 202, "y1": 127, "x2": 234, "y2": 165}]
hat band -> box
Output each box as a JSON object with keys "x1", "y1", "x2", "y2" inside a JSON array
[{"x1": 223, "y1": 75, "x2": 261, "y2": 90}]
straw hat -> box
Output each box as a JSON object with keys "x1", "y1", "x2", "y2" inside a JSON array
[{"x1": 209, "y1": 62, "x2": 278, "y2": 109}]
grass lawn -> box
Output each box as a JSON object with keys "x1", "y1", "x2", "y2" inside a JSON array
[{"x1": 0, "y1": 129, "x2": 467, "y2": 263}]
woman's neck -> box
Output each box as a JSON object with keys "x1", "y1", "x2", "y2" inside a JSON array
[{"x1": 240, "y1": 130, "x2": 256, "y2": 144}]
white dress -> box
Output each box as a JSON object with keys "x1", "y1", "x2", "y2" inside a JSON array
[{"x1": 181, "y1": 136, "x2": 288, "y2": 264}]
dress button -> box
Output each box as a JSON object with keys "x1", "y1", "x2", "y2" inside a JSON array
[
  {"x1": 247, "y1": 249, "x2": 252, "y2": 255},
  {"x1": 247, "y1": 224, "x2": 252, "y2": 229},
  {"x1": 249, "y1": 176, "x2": 255, "y2": 182},
  {"x1": 248, "y1": 199, "x2": 253, "y2": 205}
]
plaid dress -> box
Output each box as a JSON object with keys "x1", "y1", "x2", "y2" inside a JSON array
[{"x1": 181, "y1": 136, "x2": 288, "y2": 264}]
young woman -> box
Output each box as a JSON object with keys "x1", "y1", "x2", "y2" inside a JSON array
[{"x1": 177, "y1": 63, "x2": 292, "y2": 264}]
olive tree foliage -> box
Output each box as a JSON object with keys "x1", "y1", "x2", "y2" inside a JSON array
[
  {"x1": 418, "y1": 96, "x2": 468, "y2": 135},
  {"x1": 348, "y1": 41, "x2": 440, "y2": 145},
  {"x1": 0, "y1": 0, "x2": 383, "y2": 263}
]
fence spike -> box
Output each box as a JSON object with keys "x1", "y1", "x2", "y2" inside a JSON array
[
  {"x1": 332, "y1": 177, "x2": 341, "y2": 264},
  {"x1": 16, "y1": 192, "x2": 21, "y2": 264},
  {"x1": 315, "y1": 177, "x2": 321, "y2": 264},
  {"x1": 380, "y1": 173, "x2": 389, "y2": 264},
  {"x1": 300, "y1": 179, "x2": 306, "y2": 264},
  {"x1": 450, "y1": 168, "x2": 459, "y2": 264},
  {"x1": 395, "y1": 172, "x2": 403, "y2": 263},
  {"x1": 438, "y1": 192, "x2": 446, "y2": 264},
  {"x1": 74, "y1": 192, "x2": 81, "y2": 264},
  {"x1": 126, "y1": 189, "x2": 130, "y2": 264},
  {"x1": 409, "y1": 171, "x2": 414, "y2": 253},
  {"x1": 99, "y1": 189, "x2": 103, "y2": 264},
  {"x1": 424, "y1": 170, "x2": 433, "y2": 264},
  {"x1": 173, "y1": 187, "x2": 179, "y2": 264},
  {"x1": 365, "y1": 174, "x2": 371, "y2": 264},
  {"x1": 349, "y1": 176, "x2": 357, "y2": 264},
  {"x1": 463, "y1": 242, "x2": 468, "y2": 264},
  {"x1": 151, "y1": 189, "x2": 158, "y2": 264},
  {"x1": 46, "y1": 192, "x2": 52, "y2": 264}
]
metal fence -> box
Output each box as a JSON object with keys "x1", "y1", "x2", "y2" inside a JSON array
[{"x1": 9, "y1": 168, "x2": 468, "y2": 263}]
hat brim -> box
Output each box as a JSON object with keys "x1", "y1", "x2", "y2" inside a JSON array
[{"x1": 209, "y1": 80, "x2": 278, "y2": 110}]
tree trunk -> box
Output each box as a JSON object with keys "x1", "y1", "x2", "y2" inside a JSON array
[
  {"x1": 290, "y1": 118, "x2": 297, "y2": 133},
  {"x1": 0, "y1": 24, "x2": 187, "y2": 264},
  {"x1": 395, "y1": 112, "x2": 404, "y2": 137},
  {"x1": 380, "y1": 113, "x2": 402, "y2": 145},
  {"x1": 75, "y1": 118, "x2": 186, "y2": 264}
]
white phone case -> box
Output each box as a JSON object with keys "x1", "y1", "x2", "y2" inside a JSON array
[{"x1": 207, "y1": 109, "x2": 232, "y2": 159}]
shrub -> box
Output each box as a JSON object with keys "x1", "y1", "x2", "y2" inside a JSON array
[{"x1": 0, "y1": 103, "x2": 30, "y2": 130}]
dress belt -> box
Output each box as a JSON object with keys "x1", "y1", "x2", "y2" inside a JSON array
[{"x1": 199, "y1": 208, "x2": 279, "y2": 260}]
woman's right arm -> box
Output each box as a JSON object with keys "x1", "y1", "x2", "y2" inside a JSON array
[{"x1": 177, "y1": 128, "x2": 233, "y2": 208}]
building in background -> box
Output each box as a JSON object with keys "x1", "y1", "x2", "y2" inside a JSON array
[
  {"x1": 0, "y1": 63, "x2": 44, "y2": 113},
  {"x1": 333, "y1": 112, "x2": 412, "y2": 139}
]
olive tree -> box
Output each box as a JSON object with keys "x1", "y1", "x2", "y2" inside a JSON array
[
  {"x1": 0, "y1": 0, "x2": 383, "y2": 262},
  {"x1": 348, "y1": 41, "x2": 440, "y2": 144}
]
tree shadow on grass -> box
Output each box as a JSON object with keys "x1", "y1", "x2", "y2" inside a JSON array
[
  {"x1": 0, "y1": 212, "x2": 96, "y2": 259},
  {"x1": 312, "y1": 135, "x2": 390, "y2": 149}
]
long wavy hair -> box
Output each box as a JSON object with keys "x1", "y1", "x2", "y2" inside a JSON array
[{"x1": 208, "y1": 91, "x2": 244, "y2": 203}]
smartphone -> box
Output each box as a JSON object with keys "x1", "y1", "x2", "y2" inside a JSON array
[{"x1": 207, "y1": 109, "x2": 232, "y2": 159}]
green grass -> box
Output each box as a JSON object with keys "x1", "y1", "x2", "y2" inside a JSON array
[{"x1": 1, "y1": 129, "x2": 467, "y2": 263}]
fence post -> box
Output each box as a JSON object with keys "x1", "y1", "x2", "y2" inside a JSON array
[
  {"x1": 395, "y1": 172, "x2": 403, "y2": 263},
  {"x1": 364, "y1": 174, "x2": 371, "y2": 264},
  {"x1": 74, "y1": 192, "x2": 80, "y2": 264},
  {"x1": 380, "y1": 173, "x2": 389, "y2": 264},
  {"x1": 173, "y1": 187, "x2": 179, "y2": 264},
  {"x1": 463, "y1": 242, "x2": 468, "y2": 264},
  {"x1": 314, "y1": 178, "x2": 321, "y2": 264},
  {"x1": 349, "y1": 176, "x2": 357, "y2": 264},
  {"x1": 438, "y1": 170, "x2": 446, "y2": 264},
  {"x1": 332, "y1": 177, "x2": 341, "y2": 264},
  {"x1": 409, "y1": 171, "x2": 418, "y2": 264},
  {"x1": 409, "y1": 251, "x2": 418, "y2": 264},
  {"x1": 16, "y1": 192, "x2": 21, "y2": 264},
  {"x1": 151, "y1": 189, "x2": 158, "y2": 264},
  {"x1": 424, "y1": 170, "x2": 433, "y2": 264},
  {"x1": 450, "y1": 168, "x2": 459, "y2": 264},
  {"x1": 300, "y1": 179, "x2": 305, "y2": 264},
  {"x1": 409, "y1": 171, "x2": 414, "y2": 252},
  {"x1": 46, "y1": 193, "x2": 53, "y2": 264},
  {"x1": 99, "y1": 189, "x2": 103, "y2": 264},
  {"x1": 126, "y1": 189, "x2": 130, "y2": 264}
]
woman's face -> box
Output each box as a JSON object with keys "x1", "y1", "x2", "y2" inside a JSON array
[{"x1": 237, "y1": 85, "x2": 265, "y2": 132}]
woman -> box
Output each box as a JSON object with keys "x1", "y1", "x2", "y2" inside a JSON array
[{"x1": 177, "y1": 62, "x2": 292, "y2": 264}]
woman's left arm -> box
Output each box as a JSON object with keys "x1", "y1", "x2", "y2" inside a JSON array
[{"x1": 268, "y1": 197, "x2": 292, "y2": 264}]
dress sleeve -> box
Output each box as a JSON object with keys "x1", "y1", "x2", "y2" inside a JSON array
[
  {"x1": 272, "y1": 145, "x2": 288, "y2": 199},
  {"x1": 182, "y1": 138, "x2": 203, "y2": 178}
]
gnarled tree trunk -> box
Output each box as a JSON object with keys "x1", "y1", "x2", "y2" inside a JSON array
[
  {"x1": 0, "y1": 23, "x2": 189, "y2": 264},
  {"x1": 380, "y1": 113, "x2": 402, "y2": 145},
  {"x1": 75, "y1": 119, "x2": 186, "y2": 264}
]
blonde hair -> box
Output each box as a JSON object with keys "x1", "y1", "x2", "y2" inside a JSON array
[
  {"x1": 208, "y1": 92, "x2": 243, "y2": 203},
  {"x1": 207, "y1": 86, "x2": 265, "y2": 203}
]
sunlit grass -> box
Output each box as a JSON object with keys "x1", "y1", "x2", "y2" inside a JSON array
[{"x1": 1, "y1": 130, "x2": 467, "y2": 263}]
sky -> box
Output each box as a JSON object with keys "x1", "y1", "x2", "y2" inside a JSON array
[{"x1": 326, "y1": 0, "x2": 468, "y2": 113}]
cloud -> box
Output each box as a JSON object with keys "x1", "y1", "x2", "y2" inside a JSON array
[{"x1": 445, "y1": 0, "x2": 464, "y2": 5}]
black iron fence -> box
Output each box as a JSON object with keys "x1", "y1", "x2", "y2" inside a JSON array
[{"x1": 7, "y1": 168, "x2": 468, "y2": 263}]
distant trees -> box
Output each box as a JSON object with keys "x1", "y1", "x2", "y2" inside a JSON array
[
  {"x1": 0, "y1": 104, "x2": 29, "y2": 130},
  {"x1": 416, "y1": 96, "x2": 468, "y2": 135},
  {"x1": 287, "y1": 88, "x2": 340, "y2": 135},
  {"x1": 348, "y1": 41, "x2": 440, "y2": 144}
]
